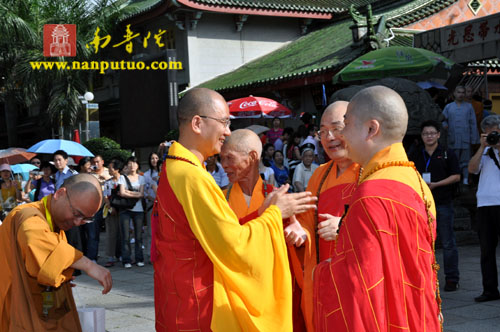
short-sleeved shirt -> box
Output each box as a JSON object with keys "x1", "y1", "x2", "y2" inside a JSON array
[
  {"x1": 118, "y1": 175, "x2": 145, "y2": 212},
  {"x1": 32, "y1": 178, "x2": 56, "y2": 201},
  {"x1": 271, "y1": 163, "x2": 289, "y2": 187},
  {"x1": 473, "y1": 147, "x2": 500, "y2": 207},
  {"x1": 143, "y1": 169, "x2": 160, "y2": 202},
  {"x1": 266, "y1": 128, "x2": 283, "y2": 145},
  {"x1": 206, "y1": 163, "x2": 229, "y2": 189},
  {"x1": 103, "y1": 178, "x2": 119, "y2": 198},
  {"x1": 293, "y1": 162, "x2": 318, "y2": 191},
  {"x1": 55, "y1": 166, "x2": 77, "y2": 189},
  {"x1": 409, "y1": 145, "x2": 460, "y2": 204}
]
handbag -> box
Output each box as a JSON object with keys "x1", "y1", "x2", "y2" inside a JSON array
[{"x1": 110, "y1": 176, "x2": 139, "y2": 210}]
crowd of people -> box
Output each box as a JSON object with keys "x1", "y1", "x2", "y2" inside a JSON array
[{"x1": 0, "y1": 84, "x2": 499, "y2": 331}]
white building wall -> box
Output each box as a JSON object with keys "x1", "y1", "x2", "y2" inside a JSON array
[{"x1": 187, "y1": 14, "x2": 301, "y2": 86}]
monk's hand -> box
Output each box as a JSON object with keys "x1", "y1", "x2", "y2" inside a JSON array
[
  {"x1": 284, "y1": 215, "x2": 307, "y2": 247},
  {"x1": 317, "y1": 213, "x2": 341, "y2": 241},
  {"x1": 273, "y1": 186, "x2": 317, "y2": 219},
  {"x1": 86, "y1": 263, "x2": 113, "y2": 295}
]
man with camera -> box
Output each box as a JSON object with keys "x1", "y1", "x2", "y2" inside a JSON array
[{"x1": 468, "y1": 114, "x2": 500, "y2": 302}]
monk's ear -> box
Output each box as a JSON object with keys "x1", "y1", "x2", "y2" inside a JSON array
[
  {"x1": 366, "y1": 119, "x2": 380, "y2": 140},
  {"x1": 248, "y1": 150, "x2": 259, "y2": 163},
  {"x1": 192, "y1": 115, "x2": 203, "y2": 134},
  {"x1": 53, "y1": 187, "x2": 66, "y2": 200}
]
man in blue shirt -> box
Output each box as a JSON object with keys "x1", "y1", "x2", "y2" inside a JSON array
[
  {"x1": 53, "y1": 150, "x2": 81, "y2": 259},
  {"x1": 442, "y1": 85, "x2": 479, "y2": 184}
]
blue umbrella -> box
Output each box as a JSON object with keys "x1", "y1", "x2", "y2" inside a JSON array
[
  {"x1": 417, "y1": 81, "x2": 448, "y2": 90},
  {"x1": 11, "y1": 163, "x2": 39, "y2": 181},
  {"x1": 27, "y1": 139, "x2": 94, "y2": 157}
]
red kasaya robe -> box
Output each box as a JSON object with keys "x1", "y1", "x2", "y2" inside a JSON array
[
  {"x1": 293, "y1": 160, "x2": 359, "y2": 331},
  {"x1": 153, "y1": 142, "x2": 292, "y2": 332},
  {"x1": 313, "y1": 143, "x2": 441, "y2": 332}
]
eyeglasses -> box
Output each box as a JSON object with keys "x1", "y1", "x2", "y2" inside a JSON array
[
  {"x1": 422, "y1": 132, "x2": 438, "y2": 137},
  {"x1": 317, "y1": 126, "x2": 344, "y2": 138},
  {"x1": 66, "y1": 190, "x2": 94, "y2": 223},
  {"x1": 199, "y1": 115, "x2": 231, "y2": 128}
]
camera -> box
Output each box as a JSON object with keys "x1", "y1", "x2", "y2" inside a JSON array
[
  {"x1": 486, "y1": 131, "x2": 500, "y2": 146},
  {"x1": 90, "y1": 165, "x2": 98, "y2": 171},
  {"x1": 30, "y1": 171, "x2": 43, "y2": 176}
]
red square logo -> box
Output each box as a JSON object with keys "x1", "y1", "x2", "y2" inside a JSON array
[{"x1": 43, "y1": 24, "x2": 77, "y2": 57}]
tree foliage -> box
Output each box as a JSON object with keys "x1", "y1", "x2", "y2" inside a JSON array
[{"x1": 83, "y1": 136, "x2": 131, "y2": 164}]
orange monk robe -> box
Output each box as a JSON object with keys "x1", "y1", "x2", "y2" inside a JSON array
[
  {"x1": 224, "y1": 178, "x2": 306, "y2": 331},
  {"x1": 314, "y1": 143, "x2": 441, "y2": 332},
  {"x1": 154, "y1": 142, "x2": 292, "y2": 332},
  {"x1": 0, "y1": 197, "x2": 83, "y2": 331},
  {"x1": 292, "y1": 160, "x2": 359, "y2": 331}
]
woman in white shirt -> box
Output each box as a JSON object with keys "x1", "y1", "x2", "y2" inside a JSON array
[
  {"x1": 143, "y1": 152, "x2": 161, "y2": 262},
  {"x1": 118, "y1": 156, "x2": 145, "y2": 268}
]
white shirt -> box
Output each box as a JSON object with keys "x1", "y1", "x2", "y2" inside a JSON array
[
  {"x1": 206, "y1": 162, "x2": 229, "y2": 188},
  {"x1": 118, "y1": 174, "x2": 145, "y2": 212},
  {"x1": 474, "y1": 147, "x2": 500, "y2": 207},
  {"x1": 293, "y1": 162, "x2": 318, "y2": 191}
]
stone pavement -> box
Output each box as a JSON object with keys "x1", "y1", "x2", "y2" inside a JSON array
[{"x1": 73, "y1": 235, "x2": 500, "y2": 331}]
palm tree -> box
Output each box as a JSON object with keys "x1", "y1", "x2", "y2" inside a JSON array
[{"x1": 0, "y1": 0, "x2": 122, "y2": 146}]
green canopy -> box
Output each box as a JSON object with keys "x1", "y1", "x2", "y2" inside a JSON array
[{"x1": 333, "y1": 46, "x2": 455, "y2": 83}]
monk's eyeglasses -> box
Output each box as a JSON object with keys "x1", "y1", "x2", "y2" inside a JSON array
[
  {"x1": 317, "y1": 126, "x2": 344, "y2": 138},
  {"x1": 66, "y1": 190, "x2": 94, "y2": 223},
  {"x1": 199, "y1": 115, "x2": 231, "y2": 128}
]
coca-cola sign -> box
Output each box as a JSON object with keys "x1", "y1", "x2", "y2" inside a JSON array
[{"x1": 239, "y1": 100, "x2": 278, "y2": 109}]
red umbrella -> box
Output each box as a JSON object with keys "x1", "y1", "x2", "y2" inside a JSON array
[
  {"x1": 0, "y1": 148, "x2": 36, "y2": 164},
  {"x1": 227, "y1": 96, "x2": 292, "y2": 119}
]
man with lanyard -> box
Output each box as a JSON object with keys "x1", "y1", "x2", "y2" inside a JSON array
[
  {"x1": 409, "y1": 120, "x2": 461, "y2": 292},
  {"x1": 220, "y1": 129, "x2": 308, "y2": 330},
  {"x1": 0, "y1": 174, "x2": 112, "y2": 331},
  {"x1": 469, "y1": 114, "x2": 500, "y2": 302}
]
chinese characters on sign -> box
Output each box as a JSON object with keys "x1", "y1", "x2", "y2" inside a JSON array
[
  {"x1": 86, "y1": 24, "x2": 168, "y2": 54},
  {"x1": 442, "y1": 15, "x2": 500, "y2": 52}
]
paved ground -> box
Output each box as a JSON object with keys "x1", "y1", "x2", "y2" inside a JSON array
[{"x1": 73, "y1": 234, "x2": 500, "y2": 331}]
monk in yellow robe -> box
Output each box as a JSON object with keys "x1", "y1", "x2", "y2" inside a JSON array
[
  {"x1": 291, "y1": 101, "x2": 360, "y2": 331},
  {"x1": 153, "y1": 88, "x2": 317, "y2": 332},
  {"x1": 314, "y1": 86, "x2": 441, "y2": 331},
  {"x1": 220, "y1": 129, "x2": 308, "y2": 330},
  {"x1": 0, "y1": 174, "x2": 112, "y2": 331}
]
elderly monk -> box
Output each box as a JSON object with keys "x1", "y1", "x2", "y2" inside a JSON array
[
  {"x1": 153, "y1": 88, "x2": 317, "y2": 332},
  {"x1": 290, "y1": 101, "x2": 360, "y2": 331},
  {"x1": 0, "y1": 173, "x2": 112, "y2": 331},
  {"x1": 314, "y1": 86, "x2": 441, "y2": 331},
  {"x1": 220, "y1": 129, "x2": 308, "y2": 330}
]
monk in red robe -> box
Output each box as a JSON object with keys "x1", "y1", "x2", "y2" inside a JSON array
[
  {"x1": 220, "y1": 129, "x2": 308, "y2": 330},
  {"x1": 291, "y1": 101, "x2": 360, "y2": 331},
  {"x1": 153, "y1": 88, "x2": 317, "y2": 332},
  {"x1": 314, "y1": 86, "x2": 442, "y2": 331}
]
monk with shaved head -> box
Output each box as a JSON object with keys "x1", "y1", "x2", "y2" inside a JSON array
[
  {"x1": 153, "y1": 88, "x2": 317, "y2": 332},
  {"x1": 221, "y1": 129, "x2": 309, "y2": 329},
  {"x1": 285, "y1": 101, "x2": 360, "y2": 331},
  {"x1": 0, "y1": 173, "x2": 112, "y2": 331},
  {"x1": 314, "y1": 86, "x2": 441, "y2": 332}
]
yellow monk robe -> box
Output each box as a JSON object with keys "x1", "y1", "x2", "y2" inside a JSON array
[
  {"x1": 154, "y1": 142, "x2": 292, "y2": 332},
  {"x1": 0, "y1": 197, "x2": 83, "y2": 331},
  {"x1": 292, "y1": 160, "x2": 359, "y2": 331},
  {"x1": 314, "y1": 143, "x2": 440, "y2": 331},
  {"x1": 224, "y1": 178, "x2": 306, "y2": 331}
]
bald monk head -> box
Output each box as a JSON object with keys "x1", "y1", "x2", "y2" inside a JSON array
[
  {"x1": 342, "y1": 86, "x2": 408, "y2": 166},
  {"x1": 220, "y1": 129, "x2": 262, "y2": 189},
  {"x1": 320, "y1": 101, "x2": 351, "y2": 162},
  {"x1": 177, "y1": 88, "x2": 231, "y2": 161},
  {"x1": 51, "y1": 173, "x2": 103, "y2": 231}
]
